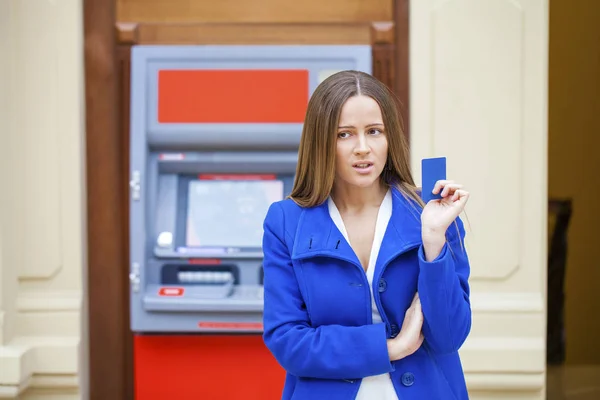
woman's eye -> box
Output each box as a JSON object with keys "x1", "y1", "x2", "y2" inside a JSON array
[
  {"x1": 369, "y1": 129, "x2": 383, "y2": 135},
  {"x1": 338, "y1": 132, "x2": 350, "y2": 139}
]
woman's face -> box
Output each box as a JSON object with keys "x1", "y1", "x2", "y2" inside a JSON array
[{"x1": 334, "y1": 95, "x2": 388, "y2": 190}]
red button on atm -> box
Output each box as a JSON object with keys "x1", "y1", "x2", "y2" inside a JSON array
[{"x1": 158, "y1": 287, "x2": 185, "y2": 297}]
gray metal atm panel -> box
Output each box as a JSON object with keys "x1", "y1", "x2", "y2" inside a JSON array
[
  {"x1": 129, "y1": 44, "x2": 372, "y2": 333},
  {"x1": 131, "y1": 44, "x2": 372, "y2": 150}
]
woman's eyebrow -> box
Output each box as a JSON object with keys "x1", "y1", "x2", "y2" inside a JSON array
[{"x1": 337, "y1": 123, "x2": 384, "y2": 129}]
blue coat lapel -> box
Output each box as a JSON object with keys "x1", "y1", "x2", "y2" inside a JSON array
[
  {"x1": 291, "y1": 200, "x2": 359, "y2": 266},
  {"x1": 291, "y1": 187, "x2": 423, "y2": 269}
]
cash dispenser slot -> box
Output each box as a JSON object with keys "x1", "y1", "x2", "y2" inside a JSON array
[{"x1": 161, "y1": 263, "x2": 240, "y2": 286}]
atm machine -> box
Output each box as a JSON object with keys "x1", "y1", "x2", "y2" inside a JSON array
[{"x1": 129, "y1": 45, "x2": 371, "y2": 399}]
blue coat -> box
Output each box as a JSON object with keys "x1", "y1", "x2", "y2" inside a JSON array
[{"x1": 262, "y1": 187, "x2": 472, "y2": 400}]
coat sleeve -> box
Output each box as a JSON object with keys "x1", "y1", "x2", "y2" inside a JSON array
[
  {"x1": 417, "y1": 216, "x2": 472, "y2": 354},
  {"x1": 261, "y1": 202, "x2": 394, "y2": 379}
]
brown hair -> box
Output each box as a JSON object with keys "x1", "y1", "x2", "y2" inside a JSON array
[{"x1": 289, "y1": 70, "x2": 424, "y2": 209}]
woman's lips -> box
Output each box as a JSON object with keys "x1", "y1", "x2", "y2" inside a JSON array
[{"x1": 352, "y1": 162, "x2": 374, "y2": 174}]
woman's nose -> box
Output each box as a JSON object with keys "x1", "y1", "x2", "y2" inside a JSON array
[{"x1": 353, "y1": 134, "x2": 371, "y2": 155}]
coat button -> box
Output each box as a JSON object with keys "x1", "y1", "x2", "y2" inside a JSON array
[
  {"x1": 390, "y1": 324, "x2": 399, "y2": 338},
  {"x1": 401, "y1": 372, "x2": 414, "y2": 387},
  {"x1": 378, "y1": 278, "x2": 387, "y2": 292}
]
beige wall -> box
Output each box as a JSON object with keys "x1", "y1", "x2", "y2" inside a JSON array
[
  {"x1": 410, "y1": 0, "x2": 548, "y2": 399},
  {"x1": 548, "y1": 0, "x2": 600, "y2": 365},
  {"x1": 0, "y1": 0, "x2": 86, "y2": 398},
  {"x1": 0, "y1": 0, "x2": 552, "y2": 399}
]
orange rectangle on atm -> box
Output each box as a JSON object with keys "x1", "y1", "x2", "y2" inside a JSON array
[{"x1": 158, "y1": 69, "x2": 309, "y2": 123}]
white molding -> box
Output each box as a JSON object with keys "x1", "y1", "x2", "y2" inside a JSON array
[
  {"x1": 0, "y1": 337, "x2": 79, "y2": 399},
  {"x1": 460, "y1": 336, "x2": 545, "y2": 373},
  {"x1": 466, "y1": 371, "x2": 545, "y2": 392},
  {"x1": 470, "y1": 292, "x2": 544, "y2": 313},
  {"x1": 29, "y1": 375, "x2": 79, "y2": 390},
  {"x1": 16, "y1": 291, "x2": 81, "y2": 313},
  {"x1": 0, "y1": 385, "x2": 21, "y2": 399}
]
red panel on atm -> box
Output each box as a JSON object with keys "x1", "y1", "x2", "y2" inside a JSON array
[
  {"x1": 158, "y1": 69, "x2": 309, "y2": 123},
  {"x1": 134, "y1": 335, "x2": 285, "y2": 400}
]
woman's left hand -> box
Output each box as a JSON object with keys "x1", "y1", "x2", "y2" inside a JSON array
[{"x1": 421, "y1": 180, "x2": 469, "y2": 242}]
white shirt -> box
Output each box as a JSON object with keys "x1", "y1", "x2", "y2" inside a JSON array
[{"x1": 327, "y1": 189, "x2": 398, "y2": 400}]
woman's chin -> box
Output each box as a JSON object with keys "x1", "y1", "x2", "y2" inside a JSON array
[{"x1": 342, "y1": 176, "x2": 383, "y2": 189}]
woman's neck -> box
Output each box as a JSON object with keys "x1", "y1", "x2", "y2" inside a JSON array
[{"x1": 330, "y1": 181, "x2": 388, "y2": 214}]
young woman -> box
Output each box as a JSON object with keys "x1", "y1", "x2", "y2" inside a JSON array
[{"x1": 262, "y1": 70, "x2": 471, "y2": 400}]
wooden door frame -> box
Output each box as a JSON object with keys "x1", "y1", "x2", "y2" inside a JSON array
[{"x1": 84, "y1": 1, "x2": 409, "y2": 399}]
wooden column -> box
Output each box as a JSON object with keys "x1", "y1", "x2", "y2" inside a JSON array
[
  {"x1": 84, "y1": 0, "x2": 133, "y2": 398},
  {"x1": 394, "y1": 0, "x2": 410, "y2": 138}
]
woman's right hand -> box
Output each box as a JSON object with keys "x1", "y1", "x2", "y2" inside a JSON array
[{"x1": 387, "y1": 292, "x2": 424, "y2": 361}]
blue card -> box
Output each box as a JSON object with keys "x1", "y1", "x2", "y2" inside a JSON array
[{"x1": 421, "y1": 157, "x2": 446, "y2": 203}]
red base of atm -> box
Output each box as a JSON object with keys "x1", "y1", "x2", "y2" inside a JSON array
[{"x1": 134, "y1": 334, "x2": 286, "y2": 400}]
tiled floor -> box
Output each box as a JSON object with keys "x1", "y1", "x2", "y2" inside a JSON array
[{"x1": 546, "y1": 365, "x2": 600, "y2": 400}]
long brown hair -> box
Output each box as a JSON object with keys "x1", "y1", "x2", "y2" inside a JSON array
[{"x1": 289, "y1": 70, "x2": 424, "y2": 209}]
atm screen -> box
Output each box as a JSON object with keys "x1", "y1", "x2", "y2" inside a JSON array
[{"x1": 185, "y1": 179, "x2": 284, "y2": 248}]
